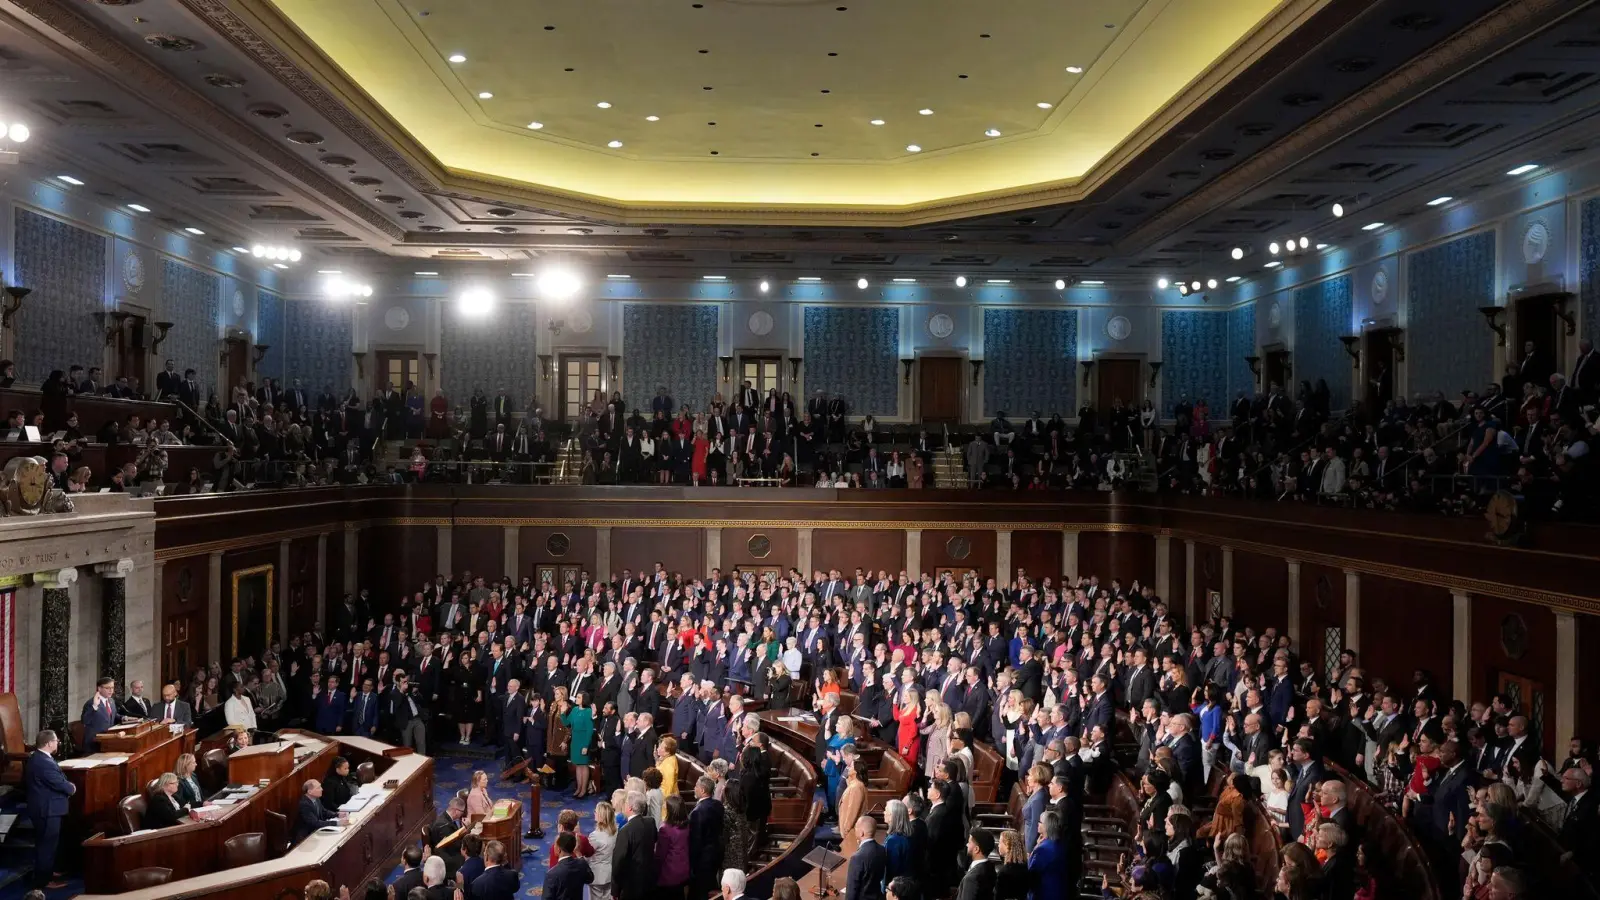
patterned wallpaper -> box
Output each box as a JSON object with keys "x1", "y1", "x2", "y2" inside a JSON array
[
  {"x1": 161, "y1": 259, "x2": 220, "y2": 383},
  {"x1": 622, "y1": 303, "x2": 719, "y2": 413},
  {"x1": 982, "y1": 308, "x2": 1077, "y2": 417},
  {"x1": 255, "y1": 291, "x2": 284, "y2": 383},
  {"x1": 1581, "y1": 198, "x2": 1600, "y2": 343},
  {"x1": 1407, "y1": 231, "x2": 1496, "y2": 398},
  {"x1": 440, "y1": 301, "x2": 536, "y2": 403},
  {"x1": 1161, "y1": 310, "x2": 1228, "y2": 411},
  {"x1": 12, "y1": 209, "x2": 105, "y2": 384},
  {"x1": 803, "y1": 306, "x2": 901, "y2": 416},
  {"x1": 1292, "y1": 275, "x2": 1354, "y2": 410},
  {"x1": 1227, "y1": 302, "x2": 1257, "y2": 401},
  {"x1": 284, "y1": 299, "x2": 353, "y2": 396}
]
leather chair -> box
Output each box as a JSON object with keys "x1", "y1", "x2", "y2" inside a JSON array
[
  {"x1": 68, "y1": 721, "x2": 85, "y2": 755},
  {"x1": 0, "y1": 692, "x2": 31, "y2": 785},
  {"x1": 357, "y1": 761, "x2": 376, "y2": 784},
  {"x1": 117, "y1": 794, "x2": 148, "y2": 834},
  {"x1": 222, "y1": 831, "x2": 268, "y2": 866},
  {"x1": 264, "y1": 809, "x2": 289, "y2": 858},
  {"x1": 201, "y1": 748, "x2": 230, "y2": 793},
  {"x1": 122, "y1": 867, "x2": 173, "y2": 890}
]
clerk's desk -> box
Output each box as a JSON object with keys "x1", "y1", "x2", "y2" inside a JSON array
[
  {"x1": 78, "y1": 733, "x2": 435, "y2": 898},
  {"x1": 61, "y1": 721, "x2": 197, "y2": 839}
]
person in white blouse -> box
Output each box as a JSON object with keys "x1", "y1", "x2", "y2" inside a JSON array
[
  {"x1": 223, "y1": 682, "x2": 258, "y2": 734},
  {"x1": 588, "y1": 800, "x2": 618, "y2": 900},
  {"x1": 780, "y1": 636, "x2": 803, "y2": 677}
]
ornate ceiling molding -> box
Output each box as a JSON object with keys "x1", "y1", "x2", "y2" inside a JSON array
[{"x1": 4, "y1": 0, "x2": 405, "y2": 241}]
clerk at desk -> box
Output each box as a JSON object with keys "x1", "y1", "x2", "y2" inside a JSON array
[{"x1": 293, "y1": 779, "x2": 349, "y2": 842}]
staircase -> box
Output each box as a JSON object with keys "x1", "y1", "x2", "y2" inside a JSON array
[
  {"x1": 551, "y1": 439, "x2": 584, "y2": 484},
  {"x1": 933, "y1": 447, "x2": 966, "y2": 489}
]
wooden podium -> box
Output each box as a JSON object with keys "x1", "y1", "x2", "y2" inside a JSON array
[
  {"x1": 227, "y1": 741, "x2": 295, "y2": 785},
  {"x1": 473, "y1": 799, "x2": 524, "y2": 861},
  {"x1": 95, "y1": 721, "x2": 171, "y2": 754},
  {"x1": 63, "y1": 726, "x2": 196, "y2": 838}
]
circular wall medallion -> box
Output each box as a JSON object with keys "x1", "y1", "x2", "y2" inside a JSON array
[
  {"x1": 570, "y1": 308, "x2": 594, "y2": 334},
  {"x1": 748, "y1": 310, "x2": 774, "y2": 336},
  {"x1": 1268, "y1": 301, "x2": 1283, "y2": 330},
  {"x1": 927, "y1": 313, "x2": 955, "y2": 339},
  {"x1": 747, "y1": 534, "x2": 772, "y2": 559},
  {"x1": 546, "y1": 533, "x2": 571, "y2": 557},
  {"x1": 1499, "y1": 613, "x2": 1529, "y2": 659},
  {"x1": 231, "y1": 289, "x2": 245, "y2": 318},
  {"x1": 1371, "y1": 268, "x2": 1389, "y2": 306},
  {"x1": 1106, "y1": 315, "x2": 1132, "y2": 341},
  {"x1": 122, "y1": 252, "x2": 145, "y2": 292},
  {"x1": 384, "y1": 306, "x2": 411, "y2": 331},
  {"x1": 1523, "y1": 221, "x2": 1549, "y2": 265},
  {"x1": 945, "y1": 535, "x2": 972, "y2": 560}
]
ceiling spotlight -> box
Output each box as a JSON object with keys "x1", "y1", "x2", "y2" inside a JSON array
[
  {"x1": 1316, "y1": 243, "x2": 1330, "y2": 250},
  {"x1": 325, "y1": 278, "x2": 373, "y2": 300},
  {"x1": 527, "y1": 121, "x2": 544, "y2": 130},
  {"x1": 231, "y1": 247, "x2": 249, "y2": 254},
  {"x1": 906, "y1": 144, "x2": 922, "y2": 152},
  {"x1": 607, "y1": 140, "x2": 624, "y2": 148},
  {"x1": 1230, "y1": 247, "x2": 1244, "y2": 260},
  {"x1": 185, "y1": 227, "x2": 205, "y2": 235},
  {"x1": 537, "y1": 266, "x2": 583, "y2": 301},
  {"x1": 477, "y1": 92, "x2": 494, "y2": 99},
  {"x1": 918, "y1": 108, "x2": 934, "y2": 116},
  {"x1": 1264, "y1": 261, "x2": 1283, "y2": 269},
  {"x1": 1036, "y1": 102, "x2": 1052, "y2": 109},
  {"x1": 1054, "y1": 279, "x2": 1066, "y2": 290},
  {"x1": 870, "y1": 119, "x2": 885, "y2": 126},
  {"x1": 1226, "y1": 276, "x2": 1242, "y2": 283},
  {"x1": 251, "y1": 246, "x2": 266, "y2": 257},
  {"x1": 596, "y1": 101, "x2": 612, "y2": 108},
  {"x1": 856, "y1": 277, "x2": 869, "y2": 289},
  {"x1": 1268, "y1": 242, "x2": 1280, "y2": 255},
  {"x1": 289, "y1": 249, "x2": 303, "y2": 262},
  {"x1": 6, "y1": 124, "x2": 28, "y2": 143},
  {"x1": 1065, "y1": 66, "x2": 1083, "y2": 74},
  {"x1": 646, "y1": 115, "x2": 660, "y2": 122},
  {"x1": 1207, "y1": 278, "x2": 1218, "y2": 289},
  {"x1": 955, "y1": 275, "x2": 968, "y2": 287},
  {"x1": 985, "y1": 128, "x2": 1001, "y2": 137},
  {"x1": 56, "y1": 175, "x2": 84, "y2": 186},
  {"x1": 1298, "y1": 237, "x2": 1309, "y2": 250},
  {"x1": 459, "y1": 287, "x2": 495, "y2": 316},
  {"x1": 759, "y1": 280, "x2": 770, "y2": 293},
  {"x1": 1361, "y1": 222, "x2": 1384, "y2": 231},
  {"x1": 1427, "y1": 196, "x2": 1453, "y2": 206},
  {"x1": 127, "y1": 203, "x2": 151, "y2": 213},
  {"x1": 1177, "y1": 283, "x2": 1190, "y2": 296},
  {"x1": 1331, "y1": 202, "x2": 1345, "y2": 217},
  {"x1": 1156, "y1": 278, "x2": 1170, "y2": 289},
  {"x1": 448, "y1": 53, "x2": 467, "y2": 64},
  {"x1": 1507, "y1": 163, "x2": 1540, "y2": 176}
]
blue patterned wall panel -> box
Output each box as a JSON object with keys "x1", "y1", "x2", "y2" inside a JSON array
[
  {"x1": 440, "y1": 301, "x2": 536, "y2": 403},
  {"x1": 1161, "y1": 310, "x2": 1228, "y2": 411},
  {"x1": 803, "y1": 306, "x2": 901, "y2": 416},
  {"x1": 622, "y1": 303, "x2": 719, "y2": 413},
  {"x1": 255, "y1": 291, "x2": 284, "y2": 382},
  {"x1": 1292, "y1": 275, "x2": 1354, "y2": 409},
  {"x1": 12, "y1": 209, "x2": 105, "y2": 384},
  {"x1": 284, "y1": 299, "x2": 352, "y2": 396},
  {"x1": 1407, "y1": 231, "x2": 1496, "y2": 398},
  {"x1": 1227, "y1": 302, "x2": 1257, "y2": 400},
  {"x1": 1582, "y1": 198, "x2": 1600, "y2": 343},
  {"x1": 161, "y1": 258, "x2": 219, "y2": 382},
  {"x1": 982, "y1": 308, "x2": 1077, "y2": 417}
]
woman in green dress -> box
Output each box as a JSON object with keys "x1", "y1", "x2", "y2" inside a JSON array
[{"x1": 563, "y1": 690, "x2": 597, "y2": 798}]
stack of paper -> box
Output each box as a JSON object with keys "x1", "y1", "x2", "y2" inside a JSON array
[{"x1": 338, "y1": 795, "x2": 372, "y2": 813}]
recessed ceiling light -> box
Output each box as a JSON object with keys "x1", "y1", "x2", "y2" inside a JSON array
[
  {"x1": 870, "y1": 119, "x2": 885, "y2": 126},
  {"x1": 984, "y1": 128, "x2": 1001, "y2": 138},
  {"x1": 1361, "y1": 222, "x2": 1384, "y2": 231},
  {"x1": 525, "y1": 121, "x2": 545, "y2": 130},
  {"x1": 1226, "y1": 276, "x2": 1242, "y2": 283},
  {"x1": 646, "y1": 115, "x2": 660, "y2": 122},
  {"x1": 478, "y1": 91, "x2": 494, "y2": 99},
  {"x1": 1036, "y1": 102, "x2": 1052, "y2": 109},
  {"x1": 1268, "y1": 242, "x2": 1280, "y2": 255},
  {"x1": 607, "y1": 140, "x2": 623, "y2": 148},
  {"x1": 1264, "y1": 261, "x2": 1282, "y2": 268},
  {"x1": 1081, "y1": 280, "x2": 1104, "y2": 286},
  {"x1": 1298, "y1": 237, "x2": 1309, "y2": 250},
  {"x1": 1207, "y1": 279, "x2": 1219, "y2": 289},
  {"x1": 1316, "y1": 243, "x2": 1330, "y2": 250},
  {"x1": 448, "y1": 54, "x2": 467, "y2": 64},
  {"x1": 918, "y1": 108, "x2": 934, "y2": 116},
  {"x1": 273, "y1": 263, "x2": 289, "y2": 269},
  {"x1": 1427, "y1": 196, "x2": 1453, "y2": 206},
  {"x1": 1331, "y1": 202, "x2": 1345, "y2": 217},
  {"x1": 127, "y1": 203, "x2": 150, "y2": 213},
  {"x1": 955, "y1": 276, "x2": 967, "y2": 287},
  {"x1": 606, "y1": 274, "x2": 630, "y2": 279},
  {"x1": 1190, "y1": 281, "x2": 1202, "y2": 291},
  {"x1": 1507, "y1": 163, "x2": 1540, "y2": 176},
  {"x1": 1157, "y1": 278, "x2": 1170, "y2": 289},
  {"x1": 906, "y1": 144, "x2": 922, "y2": 152},
  {"x1": 415, "y1": 271, "x2": 439, "y2": 276},
  {"x1": 56, "y1": 175, "x2": 84, "y2": 185},
  {"x1": 1231, "y1": 247, "x2": 1244, "y2": 260},
  {"x1": 856, "y1": 277, "x2": 869, "y2": 289},
  {"x1": 892, "y1": 278, "x2": 917, "y2": 283},
  {"x1": 1065, "y1": 66, "x2": 1083, "y2": 74},
  {"x1": 231, "y1": 246, "x2": 249, "y2": 254},
  {"x1": 1054, "y1": 280, "x2": 1067, "y2": 289},
  {"x1": 986, "y1": 279, "x2": 1010, "y2": 284},
  {"x1": 185, "y1": 227, "x2": 205, "y2": 235},
  {"x1": 317, "y1": 269, "x2": 342, "y2": 275},
  {"x1": 596, "y1": 101, "x2": 612, "y2": 109},
  {"x1": 759, "y1": 280, "x2": 770, "y2": 293},
  {"x1": 703, "y1": 275, "x2": 726, "y2": 281},
  {"x1": 798, "y1": 276, "x2": 822, "y2": 282}
]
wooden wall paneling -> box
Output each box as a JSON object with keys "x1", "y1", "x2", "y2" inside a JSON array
[
  {"x1": 285, "y1": 536, "x2": 318, "y2": 637},
  {"x1": 611, "y1": 528, "x2": 706, "y2": 578},
  {"x1": 1108, "y1": 532, "x2": 1156, "y2": 587},
  {"x1": 720, "y1": 528, "x2": 798, "y2": 573},
  {"x1": 1578, "y1": 614, "x2": 1600, "y2": 745},
  {"x1": 1469, "y1": 594, "x2": 1557, "y2": 755},
  {"x1": 813, "y1": 530, "x2": 905, "y2": 579},
  {"x1": 1168, "y1": 540, "x2": 1188, "y2": 614},
  {"x1": 1358, "y1": 576, "x2": 1452, "y2": 698},
  {"x1": 1193, "y1": 543, "x2": 1227, "y2": 618},
  {"x1": 220, "y1": 546, "x2": 278, "y2": 658},
  {"x1": 1011, "y1": 530, "x2": 1063, "y2": 585},
  {"x1": 919, "y1": 529, "x2": 996, "y2": 578},
  {"x1": 1077, "y1": 532, "x2": 1112, "y2": 584},
  {"x1": 160, "y1": 553, "x2": 210, "y2": 685},
  {"x1": 359, "y1": 525, "x2": 434, "y2": 607},
  {"x1": 1297, "y1": 562, "x2": 1347, "y2": 674},
  {"x1": 450, "y1": 525, "x2": 506, "y2": 582},
  {"x1": 1231, "y1": 551, "x2": 1289, "y2": 634},
  {"x1": 325, "y1": 528, "x2": 345, "y2": 602},
  {"x1": 518, "y1": 527, "x2": 598, "y2": 583}
]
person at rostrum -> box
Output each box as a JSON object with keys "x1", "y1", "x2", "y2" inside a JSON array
[{"x1": 25, "y1": 729, "x2": 75, "y2": 889}]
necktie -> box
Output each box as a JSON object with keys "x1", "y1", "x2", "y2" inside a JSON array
[{"x1": 166, "y1": 702, "x2": 174, "y2": 720}]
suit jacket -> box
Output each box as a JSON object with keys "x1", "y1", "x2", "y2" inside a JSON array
[
  {"x1": 25, "y1": 751, "x2": 75, "y2": 817},
  {"x1": 955, "y1": 858, "x2": 996, "y2": 900},
  {"x1": 121, "y1": 694, "x2": 154, "y2": 720},
  {"x1": 688, "y1": 797, "x2": 725, "y2": 878},
  {"x1": 155, "y1": 698, "x2": 194, "y2": 726},
  {"x1": 293, "y1": 794, "x2": 336, "y2": 842},
  {"x1": 469, "y1": 865, "x2": 522, "y2": 900},
  {"x1": 846, "y1": 839, "x2": 888, "y2": 900},
  {"x1": 391, "y1": 867, "x2": 425, "y2": 899},
  {"x1": 926, "y1": 803, "x2": 962, "y2": 891},
  {"x1": 544, "y1": 856, "x2": 594, "y2": 900},
  {"x1": 1428, "y1": 762, "x2": 1472, "y2": 843},
  {"x1": 313, "y1": 691, "x2": 348, "y2": 734},
  {"x1": 146, "y1": 792, "x2": 188, "y2": 829},
  {"x1": 612, "y1": 816, "x2": 659, "y2": 900},
  {"x1": 1561, "y1": 791, "x2": 1599, "y2": 860},
  {"x1": 1287, "y1": 759, "x2": 1326, "y2": 839},
  {"x1": 81, "y1": 694, "x2": 118, "y2": 748},
  {"x1": 350, "y1": 691, "x2": 381, "y2": 737}
]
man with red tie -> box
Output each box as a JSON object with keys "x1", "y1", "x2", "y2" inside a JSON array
[{"x1": 81, "y1": 677, "x2": 120, "y2": 749}]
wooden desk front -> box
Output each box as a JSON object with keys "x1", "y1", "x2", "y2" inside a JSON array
[
  {"x1": 79, "y1": 737, "x2": 435, "y2": 900},
  {"x1": 64, "y1": 727, "x2": 196, "y2": 837},
  {"x1": 471, "y1": 799, "x2": 524, "y2": 861},
  {"x1": 756, "y1": 709, "x2": 915, "y2": 808}
]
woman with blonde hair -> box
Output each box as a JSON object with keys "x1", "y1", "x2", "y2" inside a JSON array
[
  {"x1": 589, "y1": 800, "x2": 618, "y2": 900},
  {"x1": 995, "y1": 829, "x2": 1029, "y2": 900},
  {"x1": 466, "y1": 769, "x2": 493, "y2": 817},
  {"x1": 922, "y1": 702, "x2": 953, "y2": 781},
  {"x1": 656, "y1": 735, "x2": 680, "y2": 797},
  {"x1": 173, "y1": 752, "x2": 204, "y2": 808}
]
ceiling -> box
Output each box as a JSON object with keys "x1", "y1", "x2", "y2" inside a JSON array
[
  {"x1": 261, "y1": 0, "x2": 1291, "y2": 212},
  {"x1": 0, "y1": 0, "x2": 1594, "y2": 291}
]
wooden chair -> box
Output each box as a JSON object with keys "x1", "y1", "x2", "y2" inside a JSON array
[
  {"x1": 0, "y1": 693, "x2": 32, "y2": 785},
  {"x1": 201, "y1": 748, "x2": 230, "y2": 793},
  {"x1": 122, "y1": 867, "x2": 173, "y2": 890},
  {"x1": 264, "y1": 809, "x2": 289, "y2": 858},
  {"x1": 222, "y1": 831, "x2": 268, "y2": 866},
  {"x1": 357, "y1": 760, "x2": 376, "y2": 784},
  {"x1": 117, "y1": 794, "x2": 148, "y2": 835}
]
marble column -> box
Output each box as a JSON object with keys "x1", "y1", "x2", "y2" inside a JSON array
[
  {"x1": 1286, "y1": 560, "x2": 1302, "y2": 652},
  {"x1": 316, "y1": 533, "x2": 329, "y2": 632},
  {"x1": 36, "y1": 567, "x2": 78, "y2": 734},
  {"x1": 1344, "y1": 569, "x2": 1361, "y2": 654},
  {"x1": 209, "y1": 551, "x2": 223, "y2": 665},
  {"x1": 1154, "y1": 536, "x2": 1172, "y2": 605},
  {"x1": 343, "y1": 523, "x2": 360, "y2": 597},
  {"x1": 437, "y1": 525, "x2": 453, "y2": 578},
  {"x1": 994, "y1": 530, "x2": 1012, "y2": 585},
  {"x1": 595, "y1": 527, "x2": 612, "y2": 579},
  {"x1": 504, "y1": 526, "x2": 521, "y2": 579},
  {"x1": 95, "y1": 559, "x2": 134, "y2": 691},
  {"x1": 1221, "y1": 547, "x2": 1234, "y2": 617},
  {"x1": 1184, "y1": 540, "x2": 1196, "y2": 627},
  {"x1": 1556, "y1": 611, "x2": 1577, "y2": 759},
  {"x1": 705, "y1": 528, "x2": 721, "y2": 574},
  {"x1": 278, "y1": 539, "x2": 291, "y2": 643},
  {"x1": 797, "y1": 528, "x2": 813, "y2": 576},
  {"x1": 1062, "y1": 531, "x2": 1079, "y2": 581},
  {"x1": 1451, "y1": 591, "x2": 1471, "y2": 703},
  {"x1": 905, "y1": 530, "x2": 921, "y2": 578}
]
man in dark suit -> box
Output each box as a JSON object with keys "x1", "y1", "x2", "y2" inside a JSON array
[
  {"x1": 1560, "y1": 766, "x2": 1598, "y2": 868},
  {"x1": 1081, "y1": 675, "x2": 1113, "y2": 738},
  {"x1": 846, "y1": 815, "x2": 888, "y2": 900},
  {"x1": 314, "y1": 674, "x2": 349, "y2": 734},
  {"x1": 468, "y1": 839, "x2": 521, "y2": 900},
  {"x1": 925, "y1": 779, "x2": 962, "y2": 897},
  {"x1": 350, "y1": 678, "x2": 380, "y2": 738},
  {"x1": 25, "y1": 730, "x2": 74, "y2": 888},
  {"x1": 544, "y1": 833, "x2": 594, "y2": 900},
  {"x1": 391, "y1": 847, "x2": 426, "y2": 898},
  {"x1": 1426, "y1": 740, "x2": 1472, "y2": 867},
  {"x1": 81, "y1": 677, "x2": 119, "y2": 749},
  {"x1": 1286, "y1": 739, "x2": 1325, "y2": 841},
  {"x1": 120, "y1": 680, "x2": 154, "y2": 720},
  {"x1": 612, "y1": 795, "x2": 658, "y2": 900},
  {"x1": 292, "y1": 779, "x2": 344, "y2": 843},
  {"x1": 426, "y1": 797, "x2": 467, "y2": 875},
  {"x1": 955, "y1": 827, "x2": 997, "y2": 900},
  {"x1": 155, "y1": 682, "x2": 194, "y2": 727},
  {"x1": 501, "y1": 681, "x2": 528, "y2": 762},
  {"x1": 688, "y1": 776, "x2": 725, "y2": 899},
  {"x1": 627, "y1": 714, "x2": 657, "y2": 780}
]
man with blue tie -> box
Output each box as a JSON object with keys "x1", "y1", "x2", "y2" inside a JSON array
[
  {"x1": 81, "y1": 676, "x2": 119, "y2": 749},
  {"x1": 350, "y1": 677, "x2": 380, "y2": 737},
  {"x1": 315, "y1": 674, "x2": 349, "y2": 734},
  {"x1": 26, "y1": 730, "x2": 74, "y2": 889}
]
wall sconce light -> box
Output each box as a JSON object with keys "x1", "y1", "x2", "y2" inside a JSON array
[
  {"x1": 1282, "y1": 354, "x2": 1293, "y2": 378},
  {"x1": 1553, "y1": 295, "x2": 1577, "y2": 336},
  {"x1": 353, "y1": 351, "x2": 366, "y2": 379},
  {"x1": 1080, "y1": 359, "x2": 1096, "y2": 387},
  {"x1": 1243, "y1": 355, "x2": 1262, "y2": 385},
  {"x1": 219, "y1": 343, "x2": 230, "y2": 367},
  {"x1": 546, "y1": 317, "x2": 567, "y2": 337},
  {"x1": 423, "y1": 352, "x2": 437, "y2": 379},
  {"x1": 537, "y1": 353, "x2": 553, "y2": 381},
  {"x1": 0, "y1": 286, "x2": 30, "y2": 330},
  {"x1": 1339, "y1": 335, "x2": 1361, "y2": 363},
  {"x1": 606, "y1": 354, "x2": 621, "y2": 380},
  {"x1": 252, "y1": 344, "x2": 270, "y2": 366},
  {"x1": 95, "y1": 310, "x2": 132, "y2": 346},
  {"x1": 969, "y1": 359, "x2": 984, "y2": 386},
  {"x1": 788, "y1": 357, "x2": 803, "y2": 381},
  {"x1": 901, "y1": 358, "x2": 915, "y2": 385},
  {"x1": 719, "y1": 355, "x2": 733, "y2": 381},
  {"x1": 1478, "y1": 306, "x2": 1507, "y2": 347},
  {"x1": 1147, "y1": 361, "x2": 1163, "y2": 389},
  {"x1": 1390, "y1": 337, "x2": 1405, "y2": 362},
  {"x1": 149, "y1": 321, "x2": 174, "y2": 355}
]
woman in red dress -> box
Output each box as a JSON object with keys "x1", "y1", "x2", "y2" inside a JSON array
[
  {"x1": 894, "y1": 688, "x2": 923, "y2": 767},
  {"x1": 425, "y1": 391, "x2": 450, "y2": 440},
  {"x1": 691, "y1": 429, "x2": 710, "y2": 486}
]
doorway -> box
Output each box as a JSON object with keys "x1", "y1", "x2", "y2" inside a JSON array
[
  {"x1": 740, "y1": 355, "x2": 784, "y2": 398},
  {"x1": 225, "y1": 337, "x2": 249, "y2": 398},
  {"x1": 1514, "y1": 293, "x2": 1568, "y2": 378},
  {"x1": 114, "y1": 314, "x2": 147, "y2": 390},
  {"x1": 1264, "y1": 348, "x2": 1291, "y2": 394},
  {"x1": 560, "y1": 354, "x2": 603, "y2": 422},
  {"x1": 1096, "y1": 358, "x2": 1142, "y2": 412},
  {"x1": 375, "y1": 350, "x2": 420, "y2": 396},
  {"x1": 230, "y1": 564, "x2": 274, "y2": 659},
  {"x1": 1362, "y1": 329, "x2": 1399, "y2": 413},
  {"x1": 918, "y1": 356, "x2": 963, "y2": 424}
]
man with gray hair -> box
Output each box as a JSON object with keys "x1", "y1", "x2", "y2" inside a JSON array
[
  {"x1": 720, "y1": 868, "x2": 748, "y2": 900},
  {"x1": 421, "y1": 855, "x2": 449, "y2": 899},
  {"x1": 613, "y1": 790, "x2": 658, "y2": 900}
]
